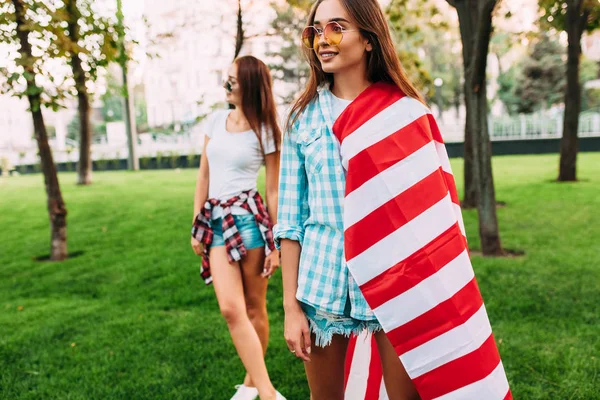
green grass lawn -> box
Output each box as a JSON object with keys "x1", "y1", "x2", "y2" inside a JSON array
[{"x1": 1, "y1": 153, "x2": 599, "y2": 400}]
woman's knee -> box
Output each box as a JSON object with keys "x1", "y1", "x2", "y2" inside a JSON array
[
  {"x1": 219, "y1": 302, "x2": 246, "y2": 326},
  {"x1": 245, "y1": 297, "x2": 267, "y2": 321}
]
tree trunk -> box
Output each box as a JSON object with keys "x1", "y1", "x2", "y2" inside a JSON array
[
  {"x1": 66, "y1": 0, "x2": 92, "y2": 185},
  {"x1": 122, "y1": 64, "x2": 139, "y2": 170},
  {"x1": 454, "y1": 0, "x2": 478, "y2": 208},
  {"x1": 473, "y1": 78, "x2": 502, "y2": 255},
  {"x1": 12, "y1": 0, "x2": 67, "y2": 261},
  {"x1": 462, "y1": 110, "x2": 478, "y2": 208},
  {"x1": 558, "y1": 4, "x2": 584, "y2": 182},
  {"x1": 453, "y1": 0, "x2": 503, "y2": 255},
  {"x1": 453, "y1": 67, "x2": 461, "y2": 120},
  {"x1": 116, "y1": 0, "x2": 139, "y2": 171},
  {"x1": 471, "y1": 0, "x2": 503, "y2": 255},
  {"x1": 75, "y1": 76, "x2": 93, "y2": 184}
]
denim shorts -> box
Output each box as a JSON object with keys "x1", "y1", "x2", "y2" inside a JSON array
[
  {"x1": 301, "y1": 300, "x2": 382, "y2": 348},
  {"x1": 211, "y1": 214, "x2": 265, "y2": 250}
]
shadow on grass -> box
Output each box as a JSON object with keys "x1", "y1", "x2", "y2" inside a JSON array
[
  {"x1": 470, "y1": 248, "x2": 525, "y2": 258},
  {"x1": 461, "y1": 201, "x2": 508, "y2": 209},
  {"x1": 549, "y1": 178, "x2": 591, "y2": 184},
  {"x1": 33, "y1": 250, "x2": 85, "y2": 262}
]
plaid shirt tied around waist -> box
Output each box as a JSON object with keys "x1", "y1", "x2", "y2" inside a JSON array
[{"x1": 192, "y1": 189, "x2": 275, "y2": 285}]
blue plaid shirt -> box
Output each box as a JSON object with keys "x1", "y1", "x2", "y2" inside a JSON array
[{"x1": 274, "y1": 86, "x2": 376, "y2": 321}]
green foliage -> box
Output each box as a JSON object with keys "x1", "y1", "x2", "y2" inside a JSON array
[
  {"x1": 139, "y1": 156, "x2": 151, "y2": 169},
  {"x1": 497, "y1": 33, "x2": 600, "y2": 114},
  {"x1": 386, "y1": 0, "x2": 448, "y2": 95},
  {"x1": 497, "y1": 64, "x2": 522, "y2": 114},
  {"x1": 0, "y1": 0, "x2": 119, "y2": 109},
  {"x1": 101, "y1": 74, "x2": 125, "y2": 122},
  {"x1": 539, "y1": 0, "x2": 600, "y2": 34},
  {"x1": 0, "y1": 0, "x2": 70, "y2": 111},
  {"x1": 581, "y1": 58, "x2": 600, "y2": 111},
  {"x1": 580, "y1": 56, "x2": 599, "y2": 83},
  {"x1": 169, "y1": 151, "x2": 179, "y2": 169},
  {"x1": 134, "y1": 86, "x2": 149, "y2": 132},
  {"x1": 57, "y1": 0, "x2": 119, "y2": 89},
  {"x1": 46, "y1": 125, "x2": 56, "y2": 139},
  {"x1": 419, "y1": 28, "x2": 463, "y2": 110},
  {"x1": 267, "y1": 1, "x2": 312, "y2": 104},
  {"x1": 67, "y1": 113, "x2": 107, "y2": 141},
  {"x1": 583, "y1": 88, "x2": 600, "y2": 111},
  {"x1": 515, "y1": 35, "x2": 566, "y2": 113},
  {"x1": 186, "y1": 151, "x2": 198, "y2": 169}
]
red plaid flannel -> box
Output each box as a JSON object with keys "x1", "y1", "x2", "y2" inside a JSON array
[{"x1": 191, "y1": 189, "x2": 275, "y2": 285}]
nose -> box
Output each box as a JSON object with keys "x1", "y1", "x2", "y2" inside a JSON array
[{"x1": 317, "y1": 32, "x2": 329, "y2": 49}]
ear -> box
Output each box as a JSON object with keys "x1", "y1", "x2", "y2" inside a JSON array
[{"x1": 364, "y1": 35, "x2": 373, "y2": 52}]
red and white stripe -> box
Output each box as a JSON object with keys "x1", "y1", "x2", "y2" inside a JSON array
[
  {"x1": 344, "y1": 331, "x2": 389, "y2": 400},
  {"x1": 334, "y1": 82, "x2": 511, "y2": 400}
]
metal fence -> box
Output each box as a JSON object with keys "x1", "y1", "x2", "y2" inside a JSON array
[
  {"x1": 2, "y1": 111, "x2": 600, "y2": 169},
  {"x1": 489, "y1": 111, "x2": 600, "y2": 141}
]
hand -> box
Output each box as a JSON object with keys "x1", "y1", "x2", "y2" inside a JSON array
[
  {"x1": 284, "y1": 302, "x2": 312, "y2": 362},
  {"x1": 191, "y1": 237, "x2": 203, "y2": 256},
  {"x1": 261, "y1": 249, "x2": 280, "y2": 278}
]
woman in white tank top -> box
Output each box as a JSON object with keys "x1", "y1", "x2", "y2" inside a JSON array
[{"x1": 191, "y1": 56, "x2": 285, "y2": 400}]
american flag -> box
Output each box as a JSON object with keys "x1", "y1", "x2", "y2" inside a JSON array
[
  {"x1": 335, "y1": 82, "x2": 511, "y2": 400},
  {"x1": 344, "y1": 331, "x2": 389, "y2": 400}
]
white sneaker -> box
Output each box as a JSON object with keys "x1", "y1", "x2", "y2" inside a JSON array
[
  {"x1": 231, "y1": 384, "x2": 259, "y2": 400},
  {"x1": 275, "y1": 391, "x2": 287, "y2": 400}
]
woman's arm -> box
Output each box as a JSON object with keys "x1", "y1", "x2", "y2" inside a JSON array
[
  {"x1": 264, "y1": 151, "x2": 280, "y2": 225},
  {"x1": 191, "y1": 136, "x2": 210, "y2": 255},
  {"x1": 274, "y1": 123, "x2": 311, "y2": 360},
  {"x1": 262, "y1": 151, "x2": 281, "y2": 277},
  {"x1": 192, "y1": 135, "x2": 210, "y2": 223}
]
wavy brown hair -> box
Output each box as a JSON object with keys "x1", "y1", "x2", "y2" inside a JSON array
[
  {"x1": 287, "y1": 0, "x2": 426, "y2": 129},
  {"x1": 235, "y1": 55, "x2": 281, "y2": 154}
]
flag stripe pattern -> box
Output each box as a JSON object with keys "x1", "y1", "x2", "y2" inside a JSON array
[
  {"x1": 334, "y1": 82, "x2": 510, "y2": 400},
  {"x1": 344, "y1": 331, "x2": 389, "y2": 400}
]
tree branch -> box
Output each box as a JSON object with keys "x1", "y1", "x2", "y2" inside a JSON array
[
  {"x1": 578, "y1": 8, "x2": 590, "y2": 39},
  {"x1": 246, "y1": 32, "x2": 277, "y2": 40}
]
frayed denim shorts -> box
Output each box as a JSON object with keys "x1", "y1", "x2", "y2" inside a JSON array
[
  {"x1": 300, "y1": 300, "x2": 382, "y2": 348},
  {"x1": 211, "y1": 214, "x2": 265, "y2": 250}
]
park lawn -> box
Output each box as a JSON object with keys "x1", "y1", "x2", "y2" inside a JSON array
[{"x1": 1, "y1": 153, "x2": 599, "y2": 399}]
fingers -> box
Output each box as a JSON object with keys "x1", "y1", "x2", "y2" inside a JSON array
[
  {"x1": 301, "y1": 326, "x2": 312, "y2": 361},
  {"x1": 284, "y1": 332, "x2": 303, "y2": 360},
  {"x1": 291, "y1": 334, "x2": 310, "y2": 362},
  {"x1": 285, "y1": 319, "x2": 311, "y2": 362},
  {"x1": 191, "y1": 239, "x2": 203, "y2": 256},
  {"x1": 262, "y1": 255, "x2": 280, "y2": 278},
  {"x1": 295, "y1": 339, "x2": 309, "y2": 362},
  {"x1": 262, "y1": 257, "x2": 271, "y2": 278}
]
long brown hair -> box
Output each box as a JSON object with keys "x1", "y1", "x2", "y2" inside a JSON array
[
  {"x1": 234, "y1": 55, "x2": 281, "y2": 154},
  {"x1": 288, "y1": 0, "x2": 426, "y2": 129}
]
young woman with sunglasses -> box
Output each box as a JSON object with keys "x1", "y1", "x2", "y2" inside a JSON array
[
  {"x1": 191, "y1": 56, "x2": 285, "y2": 400},
  {"x1": 275, "y1": 1, "x2": 510, "y2": 399}
]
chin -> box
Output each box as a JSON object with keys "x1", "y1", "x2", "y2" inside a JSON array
[{"x1": 320, "y1": 61, "x2": 342, "y2": 74}]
